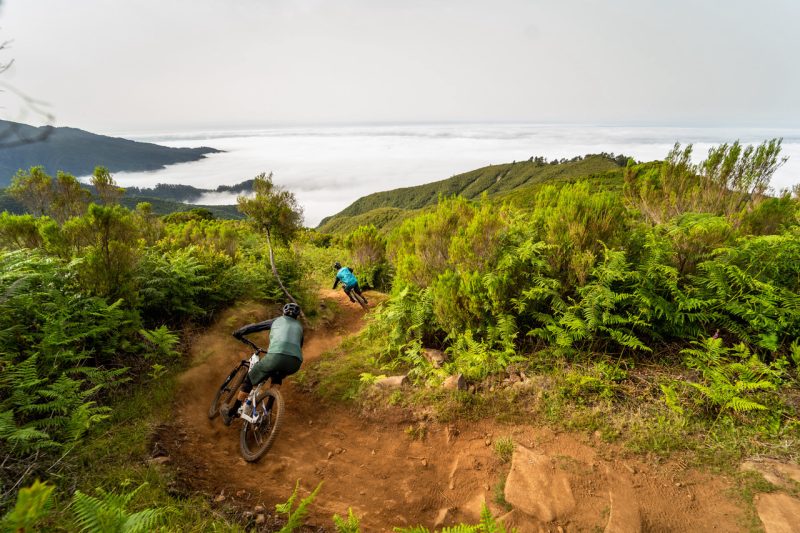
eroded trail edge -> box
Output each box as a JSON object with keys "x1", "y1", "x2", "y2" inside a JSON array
[{"x1": 164, "y1": 290, "x2": 746, "y2": 531}]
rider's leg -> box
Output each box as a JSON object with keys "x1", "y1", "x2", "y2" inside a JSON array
[
  {"x1": 222, "y1": 374, "x2": 254, "y2": 426},
  {"x1": 344, "y1": 285, "x2": 356, "y2": 302},
  {"x1": 354, "y1": 283, "x2": 367, "y2": 303}
]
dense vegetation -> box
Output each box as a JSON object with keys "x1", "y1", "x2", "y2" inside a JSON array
[
  {"x1": 0, "y1": 167, "x2": 312, "y2": 529},
  {"x1": 320, "y1": 140, "x2": 800, "y2": 461}
]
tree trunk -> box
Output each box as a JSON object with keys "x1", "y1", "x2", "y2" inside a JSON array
[{"x1": 265, "y1": 229, "x2": 304, "y2": 318}]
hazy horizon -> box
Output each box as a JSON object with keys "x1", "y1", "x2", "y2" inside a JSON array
[{"x1": 107, "y1": 123, "x2": 800, "y2": 227}]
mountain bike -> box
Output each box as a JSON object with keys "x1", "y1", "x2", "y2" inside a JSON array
[{"x1": 208, "y1": 336, "x2": 285, "y2": 462}]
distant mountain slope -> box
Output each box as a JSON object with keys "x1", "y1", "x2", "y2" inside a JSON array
[
  {"x1": 0, "y1": 188, "x2": 243, "y2": 220},
  {"x1": 318, "y1": 155, "x2": 625, "y2": 232},
  {"x1": 0, "y1": 120, "x2": 221, "y2": 186}
]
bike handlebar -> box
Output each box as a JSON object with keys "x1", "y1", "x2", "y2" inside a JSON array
[{"x1": 233, "y1": 334, "x2": 266, "y2": 354}]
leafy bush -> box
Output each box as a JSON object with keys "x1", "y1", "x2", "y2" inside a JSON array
[{"x1": 345, "y1": 225, "x2": 391, "y2": 290}]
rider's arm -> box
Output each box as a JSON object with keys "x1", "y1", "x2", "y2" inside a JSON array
[
  {"x1": 232, "y1": 319, "x2": 274, "y2": 339},
  {"x1": 332, "y1": 276, "x2": 340, "y2": 290}
]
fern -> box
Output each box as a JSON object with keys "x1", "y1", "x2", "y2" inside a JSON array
[
  {"x1": 660, "y1": 384, "x2": 685, "y2": 415},
  {"x1": 0, "y1": 480, "x2": 55, "y2": 532},
  {"x1": 393, "y1": 503, "x2": 515, "y2": 532},
  {"x1": 276, "y1": 480, "x2": 323, "y2": 533},
  {"x1": 139, "y1": 326, "x2": 180, "y2": 359},
  {"x1": 70, "y1": 482, "x2": 170, "y2": 533},
  {"x1": 332, "y1": 508, "x2": 361, "y2": 533},
  {"x1": 682, "y1": 337, "x2": 784, "y2": 419}
]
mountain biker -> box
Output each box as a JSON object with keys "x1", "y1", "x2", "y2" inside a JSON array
[
  {"x1": 221, "y1": 302, "x2": 304, "y2": 426},
  {"x1": 332, "y1": 261, "x2": 367, "y2": 304}
]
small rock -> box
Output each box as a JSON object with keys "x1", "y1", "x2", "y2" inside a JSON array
[
  {"x1": 255, "y1": 514, "x2": 266, "y2": 525},
  {"x1": 214, "y1": 494, "x2": 226, "y2": 503},
  {"x1": 484, "y1": 484, "x2": 490, "y2": 491},
  {"x1": 327, "y1": 451, "x2": 334, "y2": 460},
  {"x1": 675, "y1": 482, "x2": 683, "y2": 488},
  {"x1": 235, "y1": 489, "x2": 246, "y2": 498},
  {"x1": 423, "y1": 348, "x2": 446, "y2": 368},
  {"x1": 443, "y1": 374, "x2": 466, "y2": 391},
  {"x1": 371, "y1": 449, "x2": 376, "y2": 455},
  {"x1": 254, "y1": 505, "x2": 265, "y2": 513},
  {"x1": 359, "y1": 490, "x2": 366, "y2": 496},
  {"x1": 375, "y1": 375, "x2": 409, "y2": 389},
  {"x1": 421, "y1": 458, "x2": 428, "y2": 467},
  {"x1": 485, "y1": 438, "x2": 492, "y2": 446},
  {"x1": 336, "y1": 447, "x2": 345, "y2": 455},
  {"x1": 148, "y1": 456, "x2": 172, "y2": 466},
  {"x1": 308, "y1": 420, "x2": 313, "y2": 425},
  {"x1": 557, "y1": 527, "x2": 565, "y2": 533},
  {"x1": 243, "y1": 511, "x2": 253, "y2": 518}
]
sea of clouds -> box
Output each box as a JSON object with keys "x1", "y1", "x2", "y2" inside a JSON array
[{"x1": 113, "y1": 124, "x2": 800, "y2": 227}]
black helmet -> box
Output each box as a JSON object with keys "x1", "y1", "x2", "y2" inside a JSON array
[
  {"x1": 333, "y1": 261, "x2": 341, "y2": 270},
  {"x1": 283, "y1": 302, "x2": 301, "y2": 318}
]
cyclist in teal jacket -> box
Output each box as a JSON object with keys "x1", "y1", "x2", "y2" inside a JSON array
[
  {"x1": 221, "y1": 302, "x2": 303, "y2": 426},
  {"x1": 332, "y1": 262, "x2": 367, "y2": 304}
]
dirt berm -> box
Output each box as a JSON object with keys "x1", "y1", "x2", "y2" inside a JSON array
[{"x1": 162, "y1": 289, "x2": 746, "y2": 531}]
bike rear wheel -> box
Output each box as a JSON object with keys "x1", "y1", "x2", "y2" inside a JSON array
[
  {"x1": 352, "y1": 291, "x2": 368, "y2": 310},
  {"x1": 239, "y1": 387, "x2": 284, "y2": 462},
  {"x1": 208, "y1": 363, "x2": 248, "y2": 419}
]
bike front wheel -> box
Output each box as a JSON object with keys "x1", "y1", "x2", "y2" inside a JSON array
[
  {"x1": 208, "y1": 363, "x2": 247, "y2": 419},
  {"x1": 240, "y1": 387, "x2": 285, "y2": 462}
]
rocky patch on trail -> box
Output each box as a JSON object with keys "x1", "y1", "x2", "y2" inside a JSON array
[
  {"x1": 740, "y1": 458, "x2": 800, "y2": 533},
  {"x1": 504, "y1": 446, "x2": 576, "y2": 522},
  {"x1": 499, "y1": 445, "x2": 643, "y2": 532}
]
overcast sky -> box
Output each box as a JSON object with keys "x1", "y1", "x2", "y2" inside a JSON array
[{"x1": 0, "y1": 0, "x2": 798, "y2": 134}]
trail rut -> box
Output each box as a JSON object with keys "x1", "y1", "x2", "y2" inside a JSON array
[{"x1": 163, "y1": 290, "x2": 748, "y2": 531}]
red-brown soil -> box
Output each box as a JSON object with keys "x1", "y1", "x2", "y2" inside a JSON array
[{"x1": 162, "y1": 289, "x2": 749, "y2": 532}]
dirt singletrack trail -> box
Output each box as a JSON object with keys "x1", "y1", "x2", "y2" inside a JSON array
[{"x1": 165, "y1": 289, "x2": 748, "y2": 532}]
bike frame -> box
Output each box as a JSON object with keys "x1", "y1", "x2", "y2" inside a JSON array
[{"x1": 235, "y1": 336, "x2": 269, "y2": 424}]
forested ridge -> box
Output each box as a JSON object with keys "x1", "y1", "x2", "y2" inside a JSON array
[
  {"x1": 0, "y1": 120, "x2": 221, "y2": 187},
  {"x1": 2, "y1": 140, "x2": 800, "y2": 531}
]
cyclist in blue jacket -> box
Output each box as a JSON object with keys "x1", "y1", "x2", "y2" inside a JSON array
[{"x1": 332, "y1": 261, "x2": 367, "y2": 304}]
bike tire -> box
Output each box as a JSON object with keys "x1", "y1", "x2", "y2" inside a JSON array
[
  {"x1": 353, "y1": 291, "x2": 368, "y2": 310},
  {"x1": 207, "y1": 363, "x2": 248, "y2": 419},
  {"x1": 239, "y1": 387, "x2": 284, "y2": 462}
]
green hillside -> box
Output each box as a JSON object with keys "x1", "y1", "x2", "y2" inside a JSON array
[
  {"x1": 0, "y1": 120, "x2": 221, "y2": 186},
  {"x1": 318, "y1": 154, "x2": 626, "y2": 233}
]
